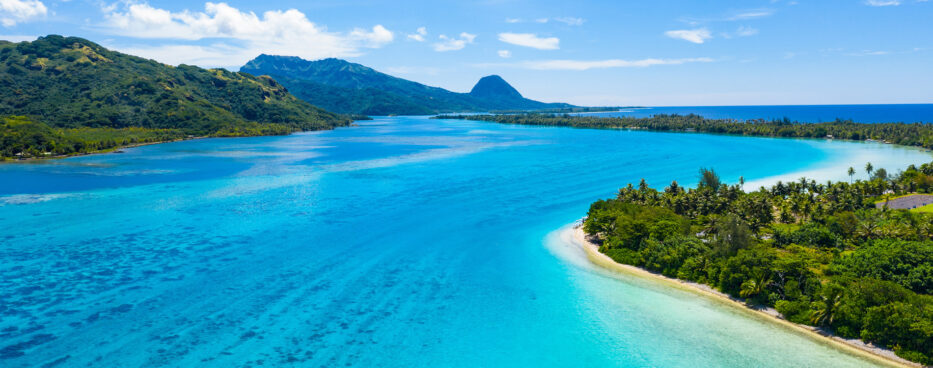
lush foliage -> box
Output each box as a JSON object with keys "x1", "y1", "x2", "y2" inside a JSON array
[
  {"x1": 241, "y1": 55, "x2": 571, "y2": 115},
  {"x1": 0, "y1": 35, "x2": 352, "y2": 158},
  {"x1": 583, "y1": 165, "x2": 933, "y2": 364},
  {"x1": 0, "y1": 116, "x2": 187, "y2": 158},
  {"x1": 489, "y1": 106, "x2": 633, "y2": 114},
  {"x1": 440, "y1": 113, "x2": 933, "y2": 150}
]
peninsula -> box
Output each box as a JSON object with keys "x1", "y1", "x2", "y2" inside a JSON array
[
  {"x1": 580, "y1": 165, "x2": 933, "y2": 365},
  {"x1": 437, "y1": 113, "x2": 933, "y2": 150}
]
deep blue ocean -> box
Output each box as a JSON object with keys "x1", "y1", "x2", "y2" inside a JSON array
[
  {"x1": 578, "y1": 104, "x2": 933, "y2": 123},
  {"x1": 1, "y1": 115, "x2": 931, "y2": 367}
]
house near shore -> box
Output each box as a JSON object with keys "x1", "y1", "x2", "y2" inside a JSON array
[{"x1": 876, "y1": 194, "x2": 933, "y2": 210}]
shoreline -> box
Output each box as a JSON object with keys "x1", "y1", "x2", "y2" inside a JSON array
[
  {"x1": 570, "y1": 223, "x2": 919, "y2": 368},
  {"x1": 1, "y1": 119, "x2": 360, "y2": 163},
  {"x1": 0, "y1": 136, "x2": 207, "y2": 163}
]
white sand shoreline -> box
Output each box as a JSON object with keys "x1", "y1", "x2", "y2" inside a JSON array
[{"x1": 569, "y1": 223, "x2": 920, "y2": 368}]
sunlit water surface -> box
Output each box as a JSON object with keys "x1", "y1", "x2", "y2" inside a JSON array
[{"x1": 1, "y1": 116, "x2": 930, "y2": 367}]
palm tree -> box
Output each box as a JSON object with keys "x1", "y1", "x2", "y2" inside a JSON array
[
  {"x1": 740, "y1": 270, "x2": 773, "y2": 300},
  {"x1": 810, "y1": 286, "x2": 844, "y2": 327},
  {"x1": 856, "y1": 210, "x2": 882, "y2": 239},
  {"x1": 847, "y1": 167, "x2": 855, "y2": 183},
  {"x1": 865, "y1": 162, "x2": 874, "y2": 178}
]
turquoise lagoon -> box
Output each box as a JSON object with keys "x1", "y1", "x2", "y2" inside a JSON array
[{"x1": 1, "y1": 116, "x2": 930, "y2": 367}]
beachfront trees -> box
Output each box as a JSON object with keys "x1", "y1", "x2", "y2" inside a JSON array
[
  {"x1": 699, "y1": 168, "x2": 722, "y2": 192},
  {"x1": 711, "y1": 215, "x2": 753, "y2": 257},
  {"x1": 810, "y1": 284, "x2": 845, "y2": 327},
  {"x1": 839, "y1": 239, "x2": 933, "y2": 294},
  {"x1": 739, "y1": 269, "x2": 773, "y2": 301},
  {"x1": 848, "y1": 167, "x2": 856, "y2": 183},
  {"x1": 583, "y1": 162, "x2": 933, "y2": 364}
]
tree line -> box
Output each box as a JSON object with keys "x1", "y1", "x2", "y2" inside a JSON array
[
  {"x1": 583, "y1": 163, "x2": 933, "y2": 364},
  {"x1": 437, "y1": 113, "x2": 933, "y2": 149}
]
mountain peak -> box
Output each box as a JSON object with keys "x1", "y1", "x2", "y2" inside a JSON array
[
  {"x1": 239, "y1": 55, "x2": 568, "y2": 114},
  {"x1": 469, "y1": 75, "x2": 523, "y2": 99},
  {"x1": 242, "y1": 55, "x2": 379, "y2": 79}
]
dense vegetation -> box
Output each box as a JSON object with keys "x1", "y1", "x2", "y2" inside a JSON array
[
  {"x1": 439, "y1": 113, "x2": 933, "y2": 149},
  {"x1": 489, "y1": 106, "x2": 634, "y2": 114},
  {"x1": 583, "y1": 163, "x2": 933, "y2": 364},
  {"x1": 0, "y1": 116, "x2": 186, "y2": 158},
  {"x1": 0, "y1": 35, "x2": 352, "y2": 159},
  {"x1": 240, "y1": 55, "x2": 571, "y2": 115},
  {"x1": 264, "y1": 74, "x2": 439, "y2": 116}
]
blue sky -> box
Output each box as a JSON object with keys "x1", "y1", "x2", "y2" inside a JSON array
[{"x1": 1, "y1": 0, "x2": 931, "y2": 106}]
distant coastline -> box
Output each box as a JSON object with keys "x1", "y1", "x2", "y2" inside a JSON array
[
  {"x1": 572, "y1": 104, "x2": 933, "y2": 124},
  {"x1": 568, "y1": 224, "x2": 918, "y2": 368},
  {"x1": 437, "y1": 113, "x2": 933, "y2": 151}
]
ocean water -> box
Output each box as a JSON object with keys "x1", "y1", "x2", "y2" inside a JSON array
[
  {"x1": 1, "y1": 116, "x2": 930, "y2": 367},
  {"x1": 580, "y1": 104, "x2": 933, "y2": 123}
]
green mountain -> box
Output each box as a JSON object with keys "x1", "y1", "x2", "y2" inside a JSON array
[
  {"x1": 469, "y1": 75, "x2": 523, "y2": 99},
  {"x1": 240, "y1": 55, "x2": 571, "y2": 115},
  {"x1": 0, "y1": 35, "x2": 351, "y2": 158}
]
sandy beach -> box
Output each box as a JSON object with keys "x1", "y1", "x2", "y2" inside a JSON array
[{"x1": 570, "y1": 223, "x2": 920, "y2": 368}]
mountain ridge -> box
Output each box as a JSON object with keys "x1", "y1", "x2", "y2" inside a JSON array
[{"x1": 240, "y1": 55, "x2": 572, "y2": 115}]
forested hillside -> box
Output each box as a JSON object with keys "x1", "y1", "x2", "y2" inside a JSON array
[
  {"x1": 241, "y1": 55, "x2": 570, "y2": 115},
  {"x1": 0, "y1": 35, "x2": 351, "y2": 159}
]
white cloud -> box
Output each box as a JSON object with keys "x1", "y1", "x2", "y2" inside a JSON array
[
  {"x1": 846, "y1": 49, "x2": 890, "y2": 56},
  {"x1": 0, "y1": 34, "x2": 36, "y2": 42},
  {"x1": 727, "y1": 9, "x2": 774, "y2": 20},
  {"x1": 407, "y1": 26, "x2": 427, "y2": 42},
  {"x1": 480, "y1": 57, "x2": 713, "y2": 71},
  {"x1": 497, "y1": 49, "x2": 511, "y2": 58},
  {"x1": 114, "y1": 43, "x2": 249, "y2": 66},
  {"x1": 735, "y1": 26, "x2": 759, "y2": 36},
  {"x1": 349, "y1": 25, "x2": 393, "y2": 47},
  {"x1": 433, "y1": 32, "x2": 475, "y2": 52},
  {"x1": 99, "y1": 2, "x2": 393, "y2": 67},
  {"x1": 865, "y1": 0, "x2": 900, "y2": 5},
  {"x1": 681, "y1": 9, "x2": 774, "y2": 25},
  {"x1": 505, "y1": 17, "x2": 585, "y2": 26},
  {"x1": 664, "y1": 28, "x2": 712, "y2": 44},
  {"x1": 723, "y1": 26, "x2": 758, "y2": 38},
  {"x1": 553, "y1": 17, "x2": 585, "y2": 26},
  {"x1": 0, "y1": 0, "x2": 47, "y2": 27},
  {"x1": 498, "y1": 32, "x2": 559, "y2": 50}
]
